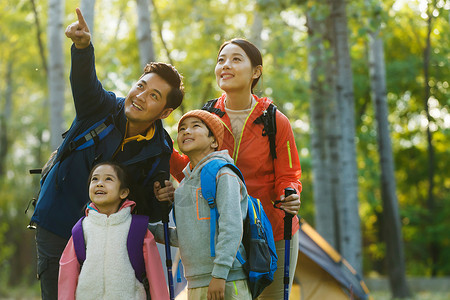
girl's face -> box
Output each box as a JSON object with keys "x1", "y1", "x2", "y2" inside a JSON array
[
  {"x1": 89, "y1": 164, "x2": 129, "y2": 216},
  {"x1": 215, "y1": 43, "x2": 261, "y2": 94}
]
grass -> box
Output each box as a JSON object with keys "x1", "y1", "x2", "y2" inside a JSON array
[
  {"x1": 370, "y1": 291, "x2": 450, "y2": 300},
  {"x1": 1, "y1": 286, "x2": 449, "y2": 299}
]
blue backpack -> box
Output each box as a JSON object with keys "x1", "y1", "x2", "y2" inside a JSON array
[
  {"x1": 200, "y1": 159, "x2": 278, "y2": 299},
  {"x1": 71, "y1": 213, "x2": 149, "y2": 283}
]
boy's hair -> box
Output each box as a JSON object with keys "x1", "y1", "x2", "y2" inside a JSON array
[
  {"x1": 88, "y1": 161, "x2": 129, "y2": 190},
  {"x1": 178, "y1": 110, "x2": 225, "y2": 150},
  {"x1": 140, "y1": 62, "x2": 184, "y2": 110}
]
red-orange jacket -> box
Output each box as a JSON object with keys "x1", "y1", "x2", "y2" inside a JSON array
[{"x1": 170, "y1": 94, "x2": 302, "y2": 241}]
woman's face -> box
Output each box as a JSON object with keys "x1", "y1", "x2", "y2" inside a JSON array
[{"x1": 215, "y1": 43, "x2": 260, "y2": 94}]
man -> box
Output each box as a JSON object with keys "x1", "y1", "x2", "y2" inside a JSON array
[{"x1": 31, "y1": 8, "x2": 184, "y2": 299}]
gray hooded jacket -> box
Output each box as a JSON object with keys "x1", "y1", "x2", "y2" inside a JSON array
[{"x1": 150, "y1": 150, "x2": 248, "y2": 289}]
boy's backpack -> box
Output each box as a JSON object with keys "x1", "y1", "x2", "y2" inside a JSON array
[
  {"x1": 200, "y1": 159, "x2": 278, "y2": 299},
  {"x1": 71, "y1": 213, "x2": 149, "y2": 283},
  {"x1": 202, "y1": 99, "x2": 278, "y2": 159}
]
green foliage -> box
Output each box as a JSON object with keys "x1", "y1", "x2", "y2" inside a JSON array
[{"x1": 1, "y1": 0, "x2": 449, "y2": 291}]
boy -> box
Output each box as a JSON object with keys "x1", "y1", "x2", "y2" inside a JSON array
[{"x1": 152, "y1": 110, "x2": 252, "y2": 300}]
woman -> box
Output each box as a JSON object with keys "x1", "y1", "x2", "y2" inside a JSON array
[{"x1": 170, "y1": 38, "x2": 302, "y2": 299}]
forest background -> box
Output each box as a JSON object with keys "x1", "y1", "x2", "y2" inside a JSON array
[{"x1": 0, "y1": 0, "x2": 449, "y2": 299}]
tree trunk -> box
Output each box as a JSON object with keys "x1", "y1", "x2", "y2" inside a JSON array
[
  {"x1": 328, "y1": 0, "x2": 362, "y2": 273},
  {"x1": 136, "y1": 0, "x2": 156, "y2": 68},
  {"x1": 0, "y1": 60, "x2": 13, "y2": 177},
  {"x1": 80, "y1": 0, "x2": 96, "y2": 41},
  {"x1": 30, "y1": 0, "x2": 48, "y2": 75},
  {"x1": 423, "y1": 0, "x2": 438, "y2": 277},
  {"x1": 47, "y1": 0, "x2": 66, "y2": 150},
  {"x1": 306, "y1": 4, "x2": 338, "y2": 247},
  {"x1": 150, "y1": 0, "x2": 184, "y2": 113},
  {"x1": 150, "y1": 0, "x2": 173, "y2": 65},
  {"x1": 250, "y1": 10, "x2": 263, "y2": 50},
  {"x1": 368, "y1": 21, "x2": 412, "y2": 298}
]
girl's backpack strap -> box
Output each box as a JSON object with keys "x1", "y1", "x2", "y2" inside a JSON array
[
  {"x1": 72, "y1": 216, "x2": 86, "y2": 265},
  {"x1": 127, "y1": 214, "x2": 150, "y2": 283},
  {"x1": 71, "y1": 214, "x2": 149, "y2": 283}
]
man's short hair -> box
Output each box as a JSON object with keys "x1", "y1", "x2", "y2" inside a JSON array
[{"x1": 141, "y1": 63, "x2": 184, "y2": 110}]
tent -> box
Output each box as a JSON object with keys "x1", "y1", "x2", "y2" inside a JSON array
[
  {"x1": 158, "y1": 217, "x2": 372, "y2": 300},
  {"x1": 292, "y1": 218, "x2": 371, "y2": 300}
]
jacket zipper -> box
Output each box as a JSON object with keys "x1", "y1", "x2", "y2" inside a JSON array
[{"x1": 233, "y1": 103, "x2": 259, "y2": 162}]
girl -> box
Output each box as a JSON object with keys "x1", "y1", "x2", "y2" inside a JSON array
[
  {"x1": 169, "y1": 38, "x2": 302, "y2": 299},
  {"x1": 58, "y1": 161, "x2": 169, "y2": 300}
]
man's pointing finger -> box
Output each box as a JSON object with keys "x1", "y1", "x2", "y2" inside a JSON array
[{"x1": 75, "y1": 8, "x2": 88, "y2": 28}]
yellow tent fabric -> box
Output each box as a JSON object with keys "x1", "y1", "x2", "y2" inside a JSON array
[{"x1": 291, "y1": 252, "x2": 350, "y2": 299}]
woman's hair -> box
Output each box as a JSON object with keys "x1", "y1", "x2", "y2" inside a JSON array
[
  {"x1": 88, "y1": 161, "x2": 130, "y2": 190},
  {"x1": 218, "y1": 38, "x2": 263, "y2": 93}
]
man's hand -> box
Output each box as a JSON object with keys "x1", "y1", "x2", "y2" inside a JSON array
[
  {"x1": 65, "y1": 8, "x2": 91, "y2": 49},
  {"x1": 279, "y1": 193, "x2": 301, "y2": 215},
  {"x1": 207, "y1": 277, "x2": 226, "y2": 300},
  {"x1": 153, "y1": 180, "x2": 175, "y2": 204}
]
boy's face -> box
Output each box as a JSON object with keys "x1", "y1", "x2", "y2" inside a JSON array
[
  {"x1": 177, "y1": 117, "x2": 218, "y2": 157},
  {"x1": 124, "y1": 73, "x2": 173, "y2": 127},
  {"x1": 89, "y1": 165, "x2": 129, "y2": 216}
]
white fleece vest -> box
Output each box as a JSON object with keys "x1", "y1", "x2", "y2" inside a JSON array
[{"x1": 75, "y1": 207, "x2": 146, "y2": 300}]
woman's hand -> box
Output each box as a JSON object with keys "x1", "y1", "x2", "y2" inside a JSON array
[
  {"x1": 153, "y1": 180, "x2": 175, "y2": 204},
  {"x1": 279, "y1": 193, "x2": 301, "y2": 215},
  {"x1": 207, "y1": 277, "x2": 226, "y2": 300}
]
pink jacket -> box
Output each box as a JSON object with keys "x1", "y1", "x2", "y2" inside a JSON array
[{"x1": 58, "y1": 200, "x2": 169, "y2": 299}]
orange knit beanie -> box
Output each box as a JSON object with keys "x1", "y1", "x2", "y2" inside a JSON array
[{"x1": 178, "y1": 110, "x2": 225, "y2": 150}]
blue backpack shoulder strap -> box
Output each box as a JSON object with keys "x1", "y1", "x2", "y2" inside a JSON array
[
  {"x1": 72, "y1": 216, "x2": 86, "y2": 265},
  {"x1": 127, "y1": 214, "x2": 149, "y2": 283},
  {"x1": 200, "y1": 160, "x2": 244, "y2": 257},
  {"x1": 55, "y1": 115, "x2": 114, "y2": 168},
  {"x1": 69, "y1": 115, "x2": 114, "y2": 151}
]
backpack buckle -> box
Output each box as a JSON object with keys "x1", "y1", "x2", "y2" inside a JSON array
[{"x1": 207, "y1": 197, "x2": 216, "y2": 209}]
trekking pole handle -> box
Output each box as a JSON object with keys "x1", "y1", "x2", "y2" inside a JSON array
[
  {"x1": 283, "y1": 188, "x2": 296, "y2": 240},
  {"x1": 155, "y1": 171, "x2": 171, "y2": 223}
]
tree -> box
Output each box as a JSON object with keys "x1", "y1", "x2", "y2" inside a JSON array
[
  {"x1": 0, "y1": 60, "x2": 12, "y2": 177},
  {"x1": 306, "y1": 2, "x2": 338, "y2": 247},
  {"x1": 306, "y1": 0, "x2": 362, "y2": 273},
  {"x1": 136, "y1": 0, "x2": 156, "y2": 68},
  {"x1": 250, "y1": 10, "x2": 263, "y2": 49},
  {"x1": 366, "y1": 0, "x2": 411, "y2": 297},
  {"x1": 47, "y1": 0, "x2": 66, "y2": 150},
  {"x1": 80, "y1": 0, "x2": 96, "y2": 41},
  {"x1": 328, "y1": 0, "x2": 362, "y2": 273}
]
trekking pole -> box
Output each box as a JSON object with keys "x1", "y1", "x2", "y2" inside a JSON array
[
  {"x1": 283, "y1": 187, "x2": 296, "y2": 300},
  {"x1": 156, "y1": 171, "x2": 175, "y2": 300}
]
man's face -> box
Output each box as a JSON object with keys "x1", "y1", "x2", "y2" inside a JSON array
[{"x1": 124, "y1": 73, "x2": 173, "y2": 127}]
